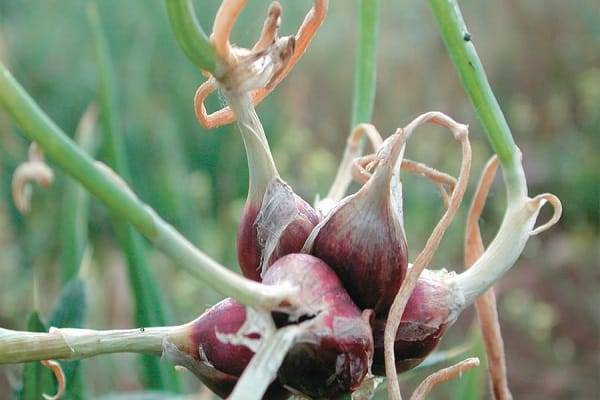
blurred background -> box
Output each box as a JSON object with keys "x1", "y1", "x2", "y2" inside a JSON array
[{"x1": 0, "y1": 0, "x2": 597, "y2": 399}]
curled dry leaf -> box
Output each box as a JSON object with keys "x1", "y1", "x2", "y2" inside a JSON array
[
  {"x1": 40, "y1": 359, "x2": 66, "y2": 400},
  {"x1": 12, "y1": 143, "x2": 54, "y2": 214},
  {"x1": 384, "y1": 112, "x2": 471, "y2": 399}
]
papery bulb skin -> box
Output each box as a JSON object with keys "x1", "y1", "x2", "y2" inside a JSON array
[
  {"x1": 269, "y1": 195, "x2": 320, "y2": 261},
  {"x1": 238, "y1": 178, "x2": 319, "y2": 281},
  {"x1": 187, "y1": 298, "x2": 291, "y2": 400},
  {"x1": 304, "y1": 134, "x2": 408, "y2": 314},
  {"x1": 264, "y1": 254, "x2": 374, "y2": 399},
  {"x1": 370, "y1": 269, "x2": 459, "y2": 376}
]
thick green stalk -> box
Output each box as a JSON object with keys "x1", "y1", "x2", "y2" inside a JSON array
[
  {"x1": 351, "y1": 0, "x2": 380, "y2": 128},
  {"x1": 165, "y1": 0, "x2": 217, "y2": 73},
  {"x1": 427, "y1": 0, "x2": 526, "y2": 199}
]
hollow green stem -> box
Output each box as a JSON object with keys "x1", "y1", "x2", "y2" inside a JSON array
[
  {"x1": 149, "y1": 207, "x2": 297, "y2": 309},
  {"x1": 351, "y1": 0, "x2": 380, "y2": 128},
  {"x1": 427, "y1": 0, "x2": 526, "y2": 199},
  {"x1": 381, "y1": 3, "x2": 554, "y2": 398},
  {"x1": 165, "y1": 0, "x2": 217, "y2": 73}
]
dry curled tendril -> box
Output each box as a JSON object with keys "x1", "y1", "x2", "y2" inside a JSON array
[
  {"x1": 370, "y1": 112, "x2": 472, "y2": 400},
  {"x1": 40, "y1": 359, "x2": 66, "y2": 400},
  {"x1": 349, "y1": 126, "x2": 457, "y2": 206},
  {"x1": 194, "y1": 0, "x2": 328, "y2": 129},
  {"x1": 11, "y1": 143, "x2": 54, "y2": 214},
  {"x1": 410, "y1": 357, "x2": 480, "y2": 400},
  {"x1": 12, "y1": 104, "x2": 98, "y2": 215}
]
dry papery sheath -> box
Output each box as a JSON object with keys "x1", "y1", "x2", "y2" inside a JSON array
[{"x1": 239, "y1": 177, "x2": 320, "y2": 281}]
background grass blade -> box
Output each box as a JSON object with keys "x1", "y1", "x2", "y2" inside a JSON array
[
  {"x1": 60, "y1": 105, "x2": 99, "y2": 284},
  {"x1": 87, "y1": 3, "x2": 180, "y2": 392},
  {"x1": 351, "y1": 0, "x2": 380, "y2": 128}
]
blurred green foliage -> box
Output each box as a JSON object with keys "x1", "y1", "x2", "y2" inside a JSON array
[{"x1": 0, "y1": 0, "x2": 597, "y2": 399}]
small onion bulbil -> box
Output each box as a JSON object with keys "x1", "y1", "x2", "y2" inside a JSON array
[
  {"x1": 265, "y1": 254, "x2": 374, "y2": 399},
  {"x1": 304, "y1": 133, "x2": 408, "y2": 314},
  {"x1": 371, "y1": 268, "x2": 461, "y2": 375},
  {"x1": 187, "y1": 254, "x2": 373, "y2": 399},
  {"x1": 185, "y1": 298, "x2": 290, "y2": 399}
]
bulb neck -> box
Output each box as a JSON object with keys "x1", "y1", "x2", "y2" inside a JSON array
[{"x1": 222, "y1": 90, "x2": 279, "y2": 204}]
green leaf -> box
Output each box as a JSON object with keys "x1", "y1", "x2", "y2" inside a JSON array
[{"x1": 19, "y1": 311, "x2": 56, "y2": 400}]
